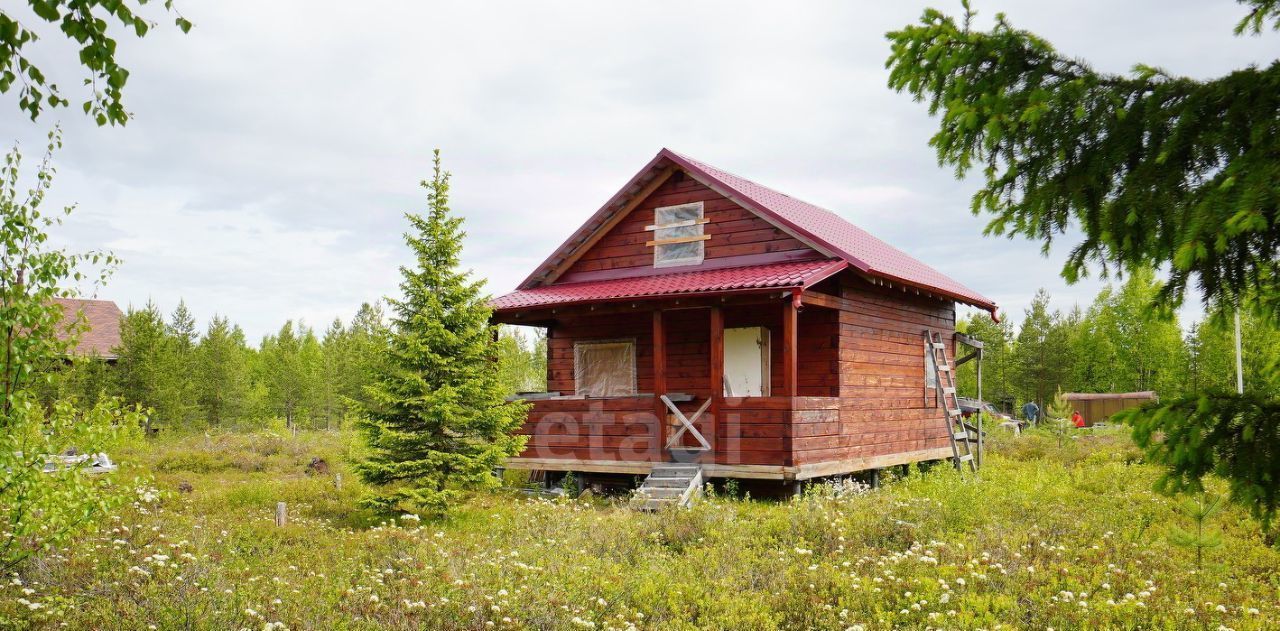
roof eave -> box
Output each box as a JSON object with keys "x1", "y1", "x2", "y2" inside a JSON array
[
  {"x1": 857, "y1": 270, "x2": 998, "y2": 317},
  {"x1": 491, "y1": 285, "x2": 801, "y2": 316}
]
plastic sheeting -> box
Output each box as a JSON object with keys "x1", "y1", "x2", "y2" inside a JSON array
[
  {"x1": 574, "y1": 340, "x2": 637, "y2": 397},
  {"x1": 924, "y1": 342, "x2": 938, "y2": 388},
  {"x1": 653, "y1": 202, "x2": 705, "y2": 266}
]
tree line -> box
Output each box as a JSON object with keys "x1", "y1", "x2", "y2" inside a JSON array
[
  {"x1": 41, "y1": 300, "x2": 546, "y2": 433},
  {"x1": 955, "y1": 268, "x2": 1280, "y2": 414},
  {"x1": 45, "y1": 267, "x2": 1276, "y2": 431}
]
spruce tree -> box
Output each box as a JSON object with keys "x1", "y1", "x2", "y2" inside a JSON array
[
  {"x1": 259, "y1": 320, "x2": 320, "y2": 430},
  {"x1": 319, "y1": 318, "x2": 348, "y2": 428},
  {"x1": 165, "y1": 299, "x2": 198, "y2": 426},
  {"x1": 887, "y1": 2, "x2": 1280, "y2": 525},
  {"x1": 886, "y1": 1, "x2": 1280, "y2": 317},
  {"x1": 114, "y1": 300, "x2": 180, "y2": 431},
  {"x1": 347, "y1": 302, "x2": 390, "y2": 411},
  {"x1": 169, "y1": 299, "x2": 197, "y2": 351},
  {"x1": 1045, "y1": 388, "x2": 1074, "y2": 448},
  {"x1": 355, "y1": 151, "x2": 528, "y2": 515},
  {"x1": 195, "y1": 315, "x2": 249, "y2": 426},
  {"x1": 1012, "y1": 289, "x2": 1071, "y2": 408}
]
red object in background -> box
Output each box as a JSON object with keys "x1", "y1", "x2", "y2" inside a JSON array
[{"x1": 1072, "y1": 411, "x2": 1086, "y2": 428}]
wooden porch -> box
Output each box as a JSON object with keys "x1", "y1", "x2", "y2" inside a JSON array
[
  {"x1": 507, "y1": 395, "x2": 862, "y2": 480},
  {"x1": 500, "y1": 290, "x2": 953, "y2": 481}
]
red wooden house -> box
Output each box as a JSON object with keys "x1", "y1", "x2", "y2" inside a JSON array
[{"x1": 491, "y1": 149, "x2": 994, "y2": 489}]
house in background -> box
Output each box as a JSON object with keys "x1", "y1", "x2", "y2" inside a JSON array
[
  {"x1": 1063, "y1": 391, "x2": 1157, "y2": 426},
  {"x1": 52, "y1": 298, "x2": 124, "y2": 361},
  {"x1": 491, "y1": 149, "x2": 994, "y2": 498}
]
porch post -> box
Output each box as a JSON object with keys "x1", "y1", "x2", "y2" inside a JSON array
[
  {"x1": 976, "y1": 346, "x2": 984, "y2": 468},
  {"x1": 709, "y1": 306, "x2": 724, "y2": 423},
  {"x1": 782, "y1": 299, "x2": 798, "y2": 397},
  {"x1": 653, "y1": 310, "x2": 667, "y2": 458}
]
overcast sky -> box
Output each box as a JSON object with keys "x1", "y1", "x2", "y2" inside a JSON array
[{"x1": 0, "y1": 1, "x2": 1273, "y2": 340}]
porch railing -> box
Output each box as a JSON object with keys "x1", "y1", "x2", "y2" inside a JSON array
[{"x1": 660, "y1": 394, "x2": 712, "y2": 452}]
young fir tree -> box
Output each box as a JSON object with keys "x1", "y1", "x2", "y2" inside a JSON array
[
  {"x1": 165, "y1": 299, "x2": 199, "y2": 426},
  {"x1": 1013, "y1": 289, "x2": 1072, "y2": 408},
  {"x1": 194, "y1": 315, "x2": 249, "y2": 426},
  {"x1": 356, "y1": 151, "x2": 528, "y2": 515},
  {"x1": 344, "y1": 302, "x2": 390, "y2": 412},
  {"x1": 1045, "y1": 387, "x2": 1074, "y2": 448},
  {"x1": 318, "y1": 318, "x2": 349, "y2": 429},
  {"x1": 258, "y1": 320, "x2": 320, "y2": 430},
  {"x1": 169, "y1": 299, "x2": 197, "y2": 351},
  {"x1": 114, "y1": 300, "x2": 180, "y2": 432}
]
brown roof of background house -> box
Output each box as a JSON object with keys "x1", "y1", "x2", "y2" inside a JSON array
[{"x1": 52, "y1": 298, "x2": 124, "y2": 359}]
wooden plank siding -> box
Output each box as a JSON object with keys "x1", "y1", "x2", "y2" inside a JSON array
[
  {"x1": 545, "y1": 304, "x2": 839, "y2": 399},
  {"x1": 560, "y1": 171, "x2": 822, "y2": 279},
  {"x1": 516, "y1": 396, "x2": 659, "y2": 462},
  {"x1": 514, "y1": 275, "x2": 956, "y2": 476},
  {"x1": 789, "y1": 275, "x2": 956, "y2": 467},
  {"x1": 525, "y1": 299, "x2": 841, "y2": 468},
  {"x1": 514, "y1": 395, "x2": 841, "y2": 467}
]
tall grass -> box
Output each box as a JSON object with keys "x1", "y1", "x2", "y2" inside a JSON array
[{"x1": 1, "y1": 427, "x2": 1276, "y2": 629}]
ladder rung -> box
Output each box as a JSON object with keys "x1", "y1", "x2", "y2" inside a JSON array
[
  {"x1": 953, "y1": 431, "x2": 971, "y2": 441},
  {"x1": 946, "y1": 408, "x2": 962, "y2": 416},
  {"x1": 931, "y1": 342, "x2": 945, "y2": 349},
  {"x1": 957, "y1": 454, "x2": 974, "y2": 463},
  {"x1": 942, "y1": 387, "x2": 956, "y2": 394},
  {"x1": 937, "y1": 365, "x2": 950, "y2": 371}
]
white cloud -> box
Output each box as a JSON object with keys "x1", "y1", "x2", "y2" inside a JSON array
[{"x1": 0, "y1": 0, "x2": 1270, "y2": 337}]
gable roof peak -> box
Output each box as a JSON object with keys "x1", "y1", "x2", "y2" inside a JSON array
[{"x1": 518, "y1": 149, "x2": 996, "y2": 316}]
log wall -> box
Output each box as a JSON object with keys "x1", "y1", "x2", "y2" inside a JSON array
[
  {"x1": 561, "y1": 171, "x2": 821, "y2": 280},
  {"x1": 790, "y1": 276, "x2": 956, "y2": 466},
  {"x1": 517, "y1": 274, "x2": 957, "y2": 474}
]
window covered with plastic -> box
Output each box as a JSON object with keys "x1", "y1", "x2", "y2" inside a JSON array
[
  {"x1": 573, "y1": 340, "x2": 637, "y2": 397},
  {"x1": 652, "y1": 202, "x2": 705, "y2": 267},
  {"x1": 924, "y1": 342, "x2": 938, "y2": 389}
]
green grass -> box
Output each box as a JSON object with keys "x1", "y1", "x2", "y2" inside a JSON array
[{"x1": 2, "y1": 427, "x2": 1278, "y2": 629}]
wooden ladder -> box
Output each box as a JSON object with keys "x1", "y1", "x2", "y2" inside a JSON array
[{"x1": 925, "y1": 330, "x2": 978, "y2": 472}]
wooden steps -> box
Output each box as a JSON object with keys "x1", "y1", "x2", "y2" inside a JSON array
[{"x1": 634, "y1": 464, "x2": 703, "y2": 510}]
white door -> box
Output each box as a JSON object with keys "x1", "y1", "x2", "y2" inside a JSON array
[{"x1": 723, "y1": 326, "x2": 770, "y2": 397}]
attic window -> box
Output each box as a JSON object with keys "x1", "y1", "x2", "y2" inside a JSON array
[{"x1": 647, "y1": 202, "x2": 708, "y2": 268}]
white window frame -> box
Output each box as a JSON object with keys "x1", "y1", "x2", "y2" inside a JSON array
[
  {"x1": 573, "y1": 339, "x2": 637, "y2": 398},
  {"x1": 650, "y1": 202, "x2": 706, "y2": 268}
]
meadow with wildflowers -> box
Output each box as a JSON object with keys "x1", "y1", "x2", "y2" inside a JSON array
[{"x1": 1, "y1": 427, "x2": 1277, "y2": 630}]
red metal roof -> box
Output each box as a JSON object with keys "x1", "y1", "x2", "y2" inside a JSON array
[
  {"x1": 663, "y1": 150, "x2": 996, "y2": 313},
  {"x1": 492, "y1": 259, "x2": 846, "y2": 311},
  {"x1": 514, "y1": 149, "x2": 997, "y2": 316},
  {"x1": 52, "y1": 298, "x2": 123, "y2": 359}
]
